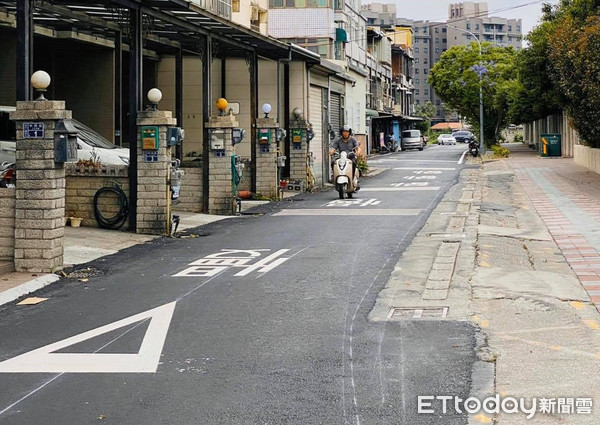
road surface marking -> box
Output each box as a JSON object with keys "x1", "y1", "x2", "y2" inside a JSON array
[
  {"x1": 360, "y1": 187, "x2": 440, "y2": 191},
  {"x1": 174, "y1": 249, "x2": 292, "y2": 278},
  {"x1": 273, "y1": 209, "x2": 421, "y2": 216},
  {"x1": 458, "y1": 150, "x2": 468, "y2": 164},
  {"x1": 0, "y1": 302, "x2": 176, "y2": 373},
  {"x1": 404, "y1": 175, "x2": 437, "y2": 180},
  {"x1": 324, "y1": 198, "x2": 381, "y2": 207},
  {"x1": 393, "y1": 167, "x2": 455, "y2": 171},
  {"x1": 412, "y1": 170, "x2": 442, "y2": 174},
  {"x1": 391, "y1": 182, "x2": 430, "y2": 187}
]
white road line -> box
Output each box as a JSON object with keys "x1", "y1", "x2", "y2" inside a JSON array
[
  {"x1": 273, "y1": 209, "x2": 421, "y2": 216},
  {"x1": 393, "y1": 167, "x2": 456, "y2": 171},
  {"x1": 458, "y1": 150, "x2": 468, "y2": 165},
  {"x1": 360, "y1": 187, "x2": 440, "y2": 192}
]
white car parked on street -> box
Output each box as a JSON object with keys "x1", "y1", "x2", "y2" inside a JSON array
[
  {"x1": 0, "y1": 106, "x2": 129, "y2": 166},
  {"x1": 437, "y1": 134, "x2": 457, "y2": 145}
]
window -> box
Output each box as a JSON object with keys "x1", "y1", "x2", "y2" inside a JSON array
[
  {"x1": 269, "y1": 0, "x2": 283, "y2": 6},
  {"x1": 517, "y1": 25, "x2": 521, "y2": 32},
  {"x1": 424, "y1": 58, "x2": 428, "y2": 64},
  {"x1": 415, "y1": 27, "x2": 419, "y2": 33},
  {"x1": 424, "y1": 89, "x2": 429, "y2": 95},
  {"x1": 435, "y1": 48, "x2": 440, "y2": 53},
  {"x1": 436, "y1": 110, "x2": 441, "y2": 116},
  {"x1": 424, "y1": 68, "x2": 428, "y2": 74},
  {"x1": 466, "y1": 22, "x2": 470, "y2": 30},
  {"x1": 435, "y1": 28, "x2": 439, "y2": 33},
  {"x1": 415, "y1": 89, "x2": 420, "y2": 95},
  {"x1": 424, "y1": 47, "x2": 428, "y2": 54},
  {"x1": 415, "y1": 78, "x2": 420, "y2": 85},
  {"x1": 435, "y1": 38, "x2": 439, "y2": 43},
  {"x1": 414, "y1": 47, "x2": 419, "y2": 53},
  {"x1": 466, "y1": 35, "x2": 471, "y2": 40},
  {"x1": 475, "y1": 24, "x2": 479, "y2": 30},
  {"x1": 415, "y1": 58, "x2": 419, "y2": 64},
  {"x1": 508, "y1": 25, "x2": 512, "y2": 32},
  {"x1": 442, "y1": 28, "x2": 447, "y2": 33},
  {"x1": 415, "y1": 68, "x2": 420, "y2": 74},
  {"x1": 442, "y1": 38, "x2": 447, "y2": 43},
  {"x1": 436, "y1": 100, "x2": 441, "y2": 105},
  {"x1": 423, "y1": 26, "x2": 427, "y2": 33},
  {"x1": 416, "y1": 99, "x2": 420, "y2": 105}
]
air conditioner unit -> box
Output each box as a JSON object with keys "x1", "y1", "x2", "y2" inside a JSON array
[{"x1": 375, "y1": 99, "x2": 383, "y2": 110}]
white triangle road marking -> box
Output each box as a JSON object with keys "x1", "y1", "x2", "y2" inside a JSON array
[{"x1": 0, "y1": 302, "x2": 176, "y2": 373}]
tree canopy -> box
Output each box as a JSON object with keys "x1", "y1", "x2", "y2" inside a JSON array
[{"x1": 428, "y1": 42, "x2": 518, "y2": 146}]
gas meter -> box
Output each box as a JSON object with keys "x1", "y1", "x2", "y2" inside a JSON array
[
  {"x1": 54, "y1": 120, "x2": 78, "y2": 163},
  {"x1": 170, "y1": 159, "x2": 185, "y2": 203},
  {"x1": 232, "y1": 128, "x2": 246, "y2": 145},
  {"x1": 167, "y1": 127, "x2": 184, "y2": 147}
]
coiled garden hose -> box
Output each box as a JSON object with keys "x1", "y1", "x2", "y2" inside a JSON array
[{"x1": 93, "y1": 185, "x2": 129, "y2": 230}]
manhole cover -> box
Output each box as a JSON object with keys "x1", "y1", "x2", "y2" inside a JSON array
[{"x1": 388, "y1": 307, "x2": 449, "y2": 319}]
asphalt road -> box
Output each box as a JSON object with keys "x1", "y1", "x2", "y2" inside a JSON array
[{"x1": 0, "y1": 144, "x2": 476, "y2": 425}]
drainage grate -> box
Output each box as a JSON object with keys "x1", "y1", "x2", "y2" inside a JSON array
[{"x1": 388, "y1": 307, "x2": 449, "y2": 319}]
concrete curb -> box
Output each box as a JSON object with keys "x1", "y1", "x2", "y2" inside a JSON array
[{"x1": 0, "y1": 274, "x2": 60, "y2": 307}]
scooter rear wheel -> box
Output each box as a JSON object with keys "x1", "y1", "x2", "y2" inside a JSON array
[{"x1": 338, "y1": 184, "x2": 345, "y2": 199}]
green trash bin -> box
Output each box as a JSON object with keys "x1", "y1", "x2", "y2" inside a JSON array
[{"x1": 540, "y1": 133, "x2": 561, "y2": 157}]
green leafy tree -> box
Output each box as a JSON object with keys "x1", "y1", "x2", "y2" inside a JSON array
[
  {"x1": 414, "y1": 101, "x2": 436, "y2": 135},
  {"x1": 428, "y1": 42, "x2": 518, "y2": 146}
]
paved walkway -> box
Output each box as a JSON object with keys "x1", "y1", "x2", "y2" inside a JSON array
[{"x1": 507, "y1": 144, "x2": 600, "y2": 310}]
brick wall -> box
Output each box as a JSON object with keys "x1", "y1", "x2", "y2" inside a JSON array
[
  {"x1": 0, "y1": 188, "x2": 15, "y2": 263},
  {"x1": 65, "y1": 164, "x2": 129, "y2": 228},
  {"x1": 177, "y1": 164, "x2": 203, "y2": 213}
]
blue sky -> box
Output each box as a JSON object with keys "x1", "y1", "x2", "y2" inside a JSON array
[{"x1": 389, "y1": 0, "x2": 560, "y2": 36}]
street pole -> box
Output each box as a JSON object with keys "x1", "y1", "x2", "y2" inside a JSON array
[{"x1": 449, "y1": 25, "x2": 485, "y2": 155}]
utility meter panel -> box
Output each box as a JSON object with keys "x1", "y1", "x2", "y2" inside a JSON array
[
  {"x1": 258, "y1": 128, "x2": 271, "y2": 144},
  {"x1": 141, "y1": 126, "x2": 160, "y2": 150},
  {"x1": 291, "y1": 129, "x2": 306, "y2": 150},
  {"x1": 209, "y1": 129, "x2": 226, "y2": 157}
]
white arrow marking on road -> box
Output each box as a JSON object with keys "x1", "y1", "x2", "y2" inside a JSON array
[{"x1": 0, "y1": 302, "x2": 176, "y2": 373}]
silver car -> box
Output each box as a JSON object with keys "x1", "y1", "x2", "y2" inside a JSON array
[{"x1": 401, "y1": 130, "x2": 424, "y2": 151}]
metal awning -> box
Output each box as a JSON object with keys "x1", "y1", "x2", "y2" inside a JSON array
[{"x1": 0, "y1": 0, "x2": 320, "y2": 61}]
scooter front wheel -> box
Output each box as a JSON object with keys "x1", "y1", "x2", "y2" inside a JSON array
[{"x1": 338, "y1": 184, "x2": 346, "y2": 199}]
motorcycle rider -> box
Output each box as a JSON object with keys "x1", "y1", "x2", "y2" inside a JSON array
[{"x1": 330, "y1": 125, "x2": 361, "y2": 188}]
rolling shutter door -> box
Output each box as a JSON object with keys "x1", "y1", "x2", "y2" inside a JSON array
[
  {"x1": 330, "y1": 93, "x2": 341, "y2": 138},
  {"x1": 309, "y1": 85, "x2": 323, "y2": 187}
]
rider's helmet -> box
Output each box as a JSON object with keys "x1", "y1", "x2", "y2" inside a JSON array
[{"x1": 340, "y1": 125, "x2": 353, "y2": 136}]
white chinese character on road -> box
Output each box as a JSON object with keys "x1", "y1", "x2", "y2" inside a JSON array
[
  {"x1": 173, "y1": 249, "x2": 292, "y2": 278},
  {"x1": 391, "y1": 182, "x2": 430, "y2": 187},
  {"x1": 325, "y1": 198, "x2": 381, "y2": 207}
]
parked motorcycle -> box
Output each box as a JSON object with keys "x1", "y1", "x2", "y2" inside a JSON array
[
  {"x1": 469, "y1": 140, "x2": 479, "y2": 157},
  {"x1": 332, "y1": 151, "x2": 359, "y2": 199},
  {"x1": 0, "y1": 162, "x2": 15, "y2": 188}
]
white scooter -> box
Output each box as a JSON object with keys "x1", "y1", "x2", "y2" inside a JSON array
[{"x1": 332, "y1": 151, "x2": 359, "y2": 199}]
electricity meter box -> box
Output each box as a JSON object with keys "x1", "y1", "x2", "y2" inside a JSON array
[
  {"x1": 141, "y1": 126, "x2": 160, "y2": 150},
  {"x1": 258, "y1": 128, "x2": 271, "y2": 144},
  {"x1": 54, "y1": 120, "x2": 78, "y2": 163},
  {"x1": 291, "y1": 129, "x2": 306, "y2": 150},
  {"x1": 209, "y1": 129, "x2": 225, "y2": 150}
]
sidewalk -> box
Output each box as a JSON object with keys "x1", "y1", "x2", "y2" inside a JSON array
[{"x1": 371, "y1": 143, "x2": 600, "y2": 424}]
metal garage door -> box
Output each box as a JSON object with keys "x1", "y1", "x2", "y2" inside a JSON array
[
  {"x1": 309, "y1": 85, "x2": 323, "y2": 188},
  {"x1": 330, "y1": 93, "x2": 341, "y2": 139}
]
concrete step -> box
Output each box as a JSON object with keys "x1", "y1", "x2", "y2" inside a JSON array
[{"x1": 0, "y1": 261, "x2": 14, "y2": 276}]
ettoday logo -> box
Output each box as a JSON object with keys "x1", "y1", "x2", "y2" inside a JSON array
[{"x1": 418, "y1": 395, "x2": 593, "y2": 419}]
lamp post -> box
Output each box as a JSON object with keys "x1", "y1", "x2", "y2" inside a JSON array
[{"x1": 448, "y1": 25, "x2": 485, "y2": 155}]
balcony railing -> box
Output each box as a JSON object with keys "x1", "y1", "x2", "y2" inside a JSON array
[{"x1": 189, "y1": 0, "x2": 232, "y2": 20}]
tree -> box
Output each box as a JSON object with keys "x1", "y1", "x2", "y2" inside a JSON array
[
  {"x1": 428, "y1": 42, "x2": 518, "y2": 146},
  {"x1": 517, "y1": 0, "x2": 600, "y2": 147},
  {"x1": 414, "y1": 101, "x2": 436, "y2": 134}
]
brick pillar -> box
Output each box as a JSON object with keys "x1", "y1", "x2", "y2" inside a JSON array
[
  {"x1": 255, "y1": 117, "x2": 279, "y2": 198},
  {"x1": 205, "y1": 114, "x2": 238, "y2": 215},
  {"x1": 10, "y1": 101, "x2": 68, "y2": 273},
  {"x1": 289, "y1": 119, "x2": 309, "y2": 189},
  {"x1": 136, "y1": 110, "x2": 176, "y2": 235}
]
